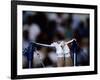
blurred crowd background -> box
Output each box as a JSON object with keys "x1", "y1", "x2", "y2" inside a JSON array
[{"x1": 22, "y1": 11, "x2": 89, "y2": 68}]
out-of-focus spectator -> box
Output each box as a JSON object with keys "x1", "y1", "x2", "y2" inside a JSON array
[{"x1": 28, "y1": 24, "x2": 41, "y2": 41}]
